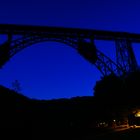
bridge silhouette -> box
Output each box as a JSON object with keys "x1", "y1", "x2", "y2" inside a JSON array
[{"x1": 0, "y1": 24, "x2": 139, "y2": 77}]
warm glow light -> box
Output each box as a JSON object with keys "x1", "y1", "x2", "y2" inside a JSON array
[{"x1": 135, "y1": 112, "x2": 140, "y2": 117}]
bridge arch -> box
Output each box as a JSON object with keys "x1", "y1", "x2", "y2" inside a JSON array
[
  {"x1": 1, "y1": 41, "x2": 102, "y2": 99},
  {"x1": 1, "y1": 34, "x2": 124, "y2": 76}
]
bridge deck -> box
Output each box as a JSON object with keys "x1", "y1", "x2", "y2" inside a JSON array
[{"x1": 0, "y1": 24, "x2": 140, "y2": 42}]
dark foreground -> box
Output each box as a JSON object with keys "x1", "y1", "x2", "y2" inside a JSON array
[
  {"x1": 0, "y1": 127, "x2": 140, "y2": 140},
  {"x1": 86, "y1": 128, "x2": 140, "y2": 140},
  {"x1": 1, "y1": 85, "x2": 140, "y2": 139}
]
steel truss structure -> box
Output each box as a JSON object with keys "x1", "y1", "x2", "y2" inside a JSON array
[{"x1": 0, "y1": 24, "x2": 139, "y2": 76}]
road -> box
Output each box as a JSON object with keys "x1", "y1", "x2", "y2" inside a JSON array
[
  {"x1": 85, "y1": 127, "x2": 140, "y2": 140},
  {"x1": 1, "y1": 126, "x2": 140, "y2": 140}
]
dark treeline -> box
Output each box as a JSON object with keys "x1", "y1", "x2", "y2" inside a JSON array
[
  {"x1": 0, "y1": 85, "x2": 98, "y2": 139},
  {"x1": 94, "y1": 70, "x2": 140, "y2": 105},
  {"x1": 0, "y1": 70, "x2": 140, "y2": 139}
]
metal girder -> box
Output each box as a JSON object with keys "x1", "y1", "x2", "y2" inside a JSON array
[
  {"x1": 94, "y1": 50, "x2": 124, "y2": 76},
  {"x1": 0, "y1": 34, "x2": 124, "y2": 76},
  {"x1": 115, "y1": 39, "x2": 138, "y2": 74},
  {"x1": 0, "y1": 24, "x2": 139, "y2": 76},
  {"x1": 0, "y1": 24, "x2": 140, "y2": 42}
]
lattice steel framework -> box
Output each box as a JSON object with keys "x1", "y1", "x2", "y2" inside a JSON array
[
  {"x1": 115, "y1": 39, "x2": 138, "y2": 74},
  {"x1": 0, "y1": 24, "x2": 139, "y2": 76}
]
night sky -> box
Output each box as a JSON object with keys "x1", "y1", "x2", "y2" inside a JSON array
[{"x1": 0, "y1": 0, "x2": 140, "y2": 100}]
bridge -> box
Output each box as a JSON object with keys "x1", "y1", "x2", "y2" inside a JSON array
[{"x1": 0, "y1": 24, "x2": 139, "y2": 76}]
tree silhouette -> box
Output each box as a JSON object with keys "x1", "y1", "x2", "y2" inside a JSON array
[
  {"x1": 12, "y1": 79, "x2": 21, "y2": 93},
  {"x1": 93, "y1": 74, "x2": 123, "y2": 99}
]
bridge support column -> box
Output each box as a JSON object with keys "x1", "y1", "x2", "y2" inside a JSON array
[
  {"x1": 0, "y1": 34, "x2": 12, "y2": 67},
  {"x1": 115, "y1": 39, "x2": 138, "y2": 74}
]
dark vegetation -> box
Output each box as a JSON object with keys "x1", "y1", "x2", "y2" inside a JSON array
[{"x1": 0, "y1": 70, "x2": 140, "y2": 139}]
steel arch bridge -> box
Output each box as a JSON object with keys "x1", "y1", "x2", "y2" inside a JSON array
[{"x1": 0, "y1": 24, "x2": 139, "y2": 77}]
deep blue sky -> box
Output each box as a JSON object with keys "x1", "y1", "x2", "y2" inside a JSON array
[{"x1": 0, "y1": 0, "x2": 140, "y2": 100}]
